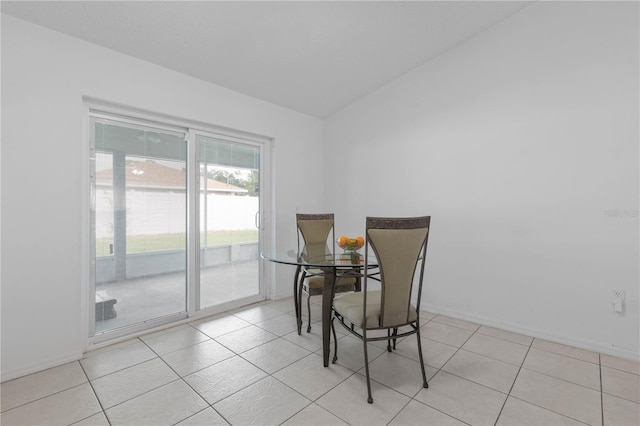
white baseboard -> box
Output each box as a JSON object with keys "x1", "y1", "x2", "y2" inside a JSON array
[
  {"x1": 421, "y1": 302, "x2": 640, "y2": 362},
  {"x1": 1, "y1": 351, "x2": 83, "y2": 383}
]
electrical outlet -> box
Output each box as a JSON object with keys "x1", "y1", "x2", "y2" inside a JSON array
[
  {"x1": 612, "y1": 290, "x2": 625, "y2": 300},
  {"x1": 612, "y1": 290, "x2": 625, "y2": 313}
]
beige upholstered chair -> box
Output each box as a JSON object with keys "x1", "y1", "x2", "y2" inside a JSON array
[
  {"x1": 296, "y1": 214, "x2": 357, "y2": 333},
  {"x1": 331, "y1": 216, "x2": 431, "y2": 403}
]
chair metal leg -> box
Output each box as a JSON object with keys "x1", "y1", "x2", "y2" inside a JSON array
[
  {"x1": 416, "y1": 326, "x2": 429, "y2": 389},
  {"x1": 363, "y1": 332, "x2": 373, "y2": 403},
  {"x1": 331, "y1": 317, "x2": 338, "y2": 364},
  {"x1": 306, "y1": 292, "x2": 312, "y2": 333},
  {"x1": 392, "y1": 327, "x2": 398, "y2": 350},
  {"x1": 386, "y1": 329, "x2": 392, "y2": 352}
]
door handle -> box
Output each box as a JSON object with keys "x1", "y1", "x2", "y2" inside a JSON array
[{"x1": 255, "y1": 211, "x2": 260, "y2": 229}]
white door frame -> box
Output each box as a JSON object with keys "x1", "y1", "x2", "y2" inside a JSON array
[{"x1": 83, "y1": 98, "x2": 273, "y2": 349}]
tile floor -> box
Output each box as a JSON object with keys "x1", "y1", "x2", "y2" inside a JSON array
[{"x1": 1, "y1": 297, "x2": 639, "y2": 426}]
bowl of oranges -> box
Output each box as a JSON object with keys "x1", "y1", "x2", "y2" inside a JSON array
[{"x1": 337, "y1": 236, "x2": 365, "y2": 252}]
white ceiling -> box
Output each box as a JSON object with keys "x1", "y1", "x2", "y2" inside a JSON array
[{"x1": 2, "y1": 1, "x2": 532, "y2": 118}]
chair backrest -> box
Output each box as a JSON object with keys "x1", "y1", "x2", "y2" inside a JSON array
[
  {"x1": 364, "y1": 216, "x2": 430, "y2": 328},
  {"x1": 296, "y1": 213, "x2": 335, "y2": 260}
]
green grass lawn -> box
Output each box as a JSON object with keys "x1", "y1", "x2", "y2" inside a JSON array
[{"x1": 96, "y1": 229, "x2": 258, "y2": 256}]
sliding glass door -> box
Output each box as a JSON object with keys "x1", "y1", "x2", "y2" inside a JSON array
[
  {"x1": 197, "y1": 134, "x2": 261, "y2": 309},
  {"x1": 89, "y1": 111, "x2": 267, "y2": 340},
  {"x1": 91, "y1": 116, "x2": 188, "y2": 335}
]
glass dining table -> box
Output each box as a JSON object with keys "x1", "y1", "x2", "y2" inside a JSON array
[{"x1": 261, "y1": 245, "x2": 378, "y2": 367}]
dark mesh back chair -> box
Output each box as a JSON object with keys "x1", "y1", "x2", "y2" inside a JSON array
[{"x1": 331, "y1": 216, "x2": 431, "y2": 403}]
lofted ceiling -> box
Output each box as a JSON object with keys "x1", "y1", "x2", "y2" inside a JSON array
[{"x1": 2, "y1": 1, "x2": 532, "y2": 118}]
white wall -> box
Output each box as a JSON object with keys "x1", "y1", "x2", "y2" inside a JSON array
[
  {"x1": 1, "y1": 15, "x2": 324, "y2": 380},
  {"x1": 325, "y1": 2, "x2": 639, "y2": 359}
]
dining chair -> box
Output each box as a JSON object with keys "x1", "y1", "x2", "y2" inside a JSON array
[
  {"x1": 296, "y1": 213, "x2": 357, "y2": 333},
  {"x1": 331, "y1": 216, "x2": 431, "y2": 403}
]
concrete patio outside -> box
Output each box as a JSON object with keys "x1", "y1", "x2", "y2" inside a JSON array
[{"x1": 95, "y1": 260, "x2": 259, "y2": 333}]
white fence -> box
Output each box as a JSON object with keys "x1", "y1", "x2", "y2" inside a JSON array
[{"x1": 95, "y1": 190, "x2": 259, "y2": 238}]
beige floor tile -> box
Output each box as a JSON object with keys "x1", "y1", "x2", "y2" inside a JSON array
[
  {"x1": 175, "y1": 407, "x2": 229, "y2": 425},
  {"x1": 432, "y1": 315, "x2": 480, "y2": 331},
  {"x1": 91, "y1": 357, "x2": 179, "y2": 408},
  {"x1": 497, "y1": 397, "x2": 587, "y2": 425},
  {"x1": 462, "y1": 332, "x2": 529, "y2": 366},
  {"x1": 602, "y1": 366, "x2": 640, "y2": 403},
  {"x1": 140, "y1": 325, "x2": 210, "y2": 355},
  {"x1": 299, "y1": 300, "x2": 323, "y2": 324},
  {"x1": 273, "y1": 353, "x2": 354, "y2": 400},
  {"x1": 442, "y1": 349, "x2": 520, "y2": 394},
  {"x1": 72, "y1": 411, "x2": 111, "y2": 425},
  {"x1": 394, "y1": 336, "x2": 458, "y2": 369},
  {"x1": 190, "y1": 313, "x2": 252, "y2": 338},
  {"x1": 0, "y1": 383, "x2": 101, "y2": 426},
  {"x1": 360, "y1": 351, "x2": 436, "y2": 397},
  {"x1": 477, "y1": 325, "x2": 533, "y2": 346},
  {"x1": 420, "y1": 321, "x2": 474, "y2": 347},
  {"x1": 389, "y1": 399, "x2": 467, "y2": 425},
  {"x1": 0, "y1": 361, "x2": 87, "y2": 412},
  {"x1": 331, "y1": 334, "x2": 387, "y2": 372},
  {"x1": 213, "y1": 377, "x2": 310, "y2": 425},
  {"x1": 511, "y1": 368, "x2": 602, "y2": 425},
  {"x1": 83, "y1": 338, "x2": 141, "y2": 359},
  {"x1": 184, "y1": 355, "x2": 267, "y2": 404},
  {"x1": 523, "y1": 347, "x2": 601, "y2": 390},
  {"x1": 603, "y1": 393, "x2": 640, "y2": 426},
  {"x1": 105, "y1": 380, "x2": 208, "y2": 426},
  {"x1": 316, "y1": 374, "x2": 410, "y2": 425},
  {"x1": 414, "y1": 371, "x2": 507, "y2": 426},
  {"x1": 256, "y1": 313, "x2": 299, "y2": 336},
  {"x1": 601, "y1": 354, "x2": 640, "y2": 375},
  {"x1": 161, "y1": 338, "x2": 234, "y2": 377},
  {"x1": 81, "y1": 339, "x2": 157, "y2": 380},
  {"x1": 231, "y1": 304, "x2": 283, "y2": 323},
  {"x1": 283, "y1": 326, "x2": 326, "y2": 352},
  {"x1": 310, "y1": 296, "x2": 323, "y2": 306},
  {"x1": 263, "y1": 297, "x2": 297, "y2": 314},
  {"x1": 420, "y1": 311, "x2": 437, "y2": 322},
  {"x1": 326, "y1": 319, "x2": 351, "y2": 336},
  {"x1": 532, "y1": 339, "x2": 599, "y2": 364},
  {"x1": 214, "y1": 324, "x2": 278, "y2": 353},
  {"x1": 282, "y1": 403, "x2": 348, "y2": 425},
  {"x1": 241, "y1": 338, "x2": 311, "y2": 374}
]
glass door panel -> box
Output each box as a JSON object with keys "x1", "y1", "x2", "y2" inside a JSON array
[
  {"x1": 197, "y1": 135, "x2": 261, "y2": 309},
  {"x1": 92, "y1": 117, "x2": 188, "y2": 335}
]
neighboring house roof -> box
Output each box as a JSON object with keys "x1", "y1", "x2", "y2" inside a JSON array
[{"x1": 96, "y1": 160, "x2": 248, "y2": 193}]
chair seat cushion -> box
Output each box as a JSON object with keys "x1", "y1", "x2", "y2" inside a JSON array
[
  {"x1": 333, "y1": 290, "x2": 417, "y2": 329},
  {"x1": 304, "y1": 268, "x2": 324, "y2": 276},
  {"x1": 303, "y1": 275, "x2": 356, "y2": 296}
]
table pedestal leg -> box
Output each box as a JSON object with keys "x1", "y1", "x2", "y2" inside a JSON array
[
  {"x1": 321, "y1": 267, "x2": 336, "y2": 367},
  {"x1": 293, "y1": 265, "x2": 302, "y2": 335}
]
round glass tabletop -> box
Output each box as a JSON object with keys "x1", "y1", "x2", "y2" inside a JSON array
[{"x1": 261, "y1": 247, "x2": 377, "y2": 269}]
